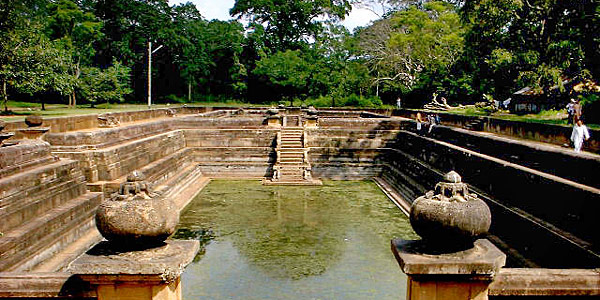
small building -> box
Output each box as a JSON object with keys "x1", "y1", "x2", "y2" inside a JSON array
[
  {"x1": 509, "y1": 77, "x2": 598, "y2": 114},
  {"x1": 509, "y1": 78, "x2": 571, "y2": 114}
]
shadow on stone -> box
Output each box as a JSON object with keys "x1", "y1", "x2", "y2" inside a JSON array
[
  {"x1": 394, "y1": 239, "x2": 478, "y2": 256},
  {"x1": 86, "y1": 240, "x2": 169, "y2": 256}
]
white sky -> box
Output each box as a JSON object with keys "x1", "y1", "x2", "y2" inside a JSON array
[{"x1": 167, "y1": 0, "x2": 380, "y2": 31}]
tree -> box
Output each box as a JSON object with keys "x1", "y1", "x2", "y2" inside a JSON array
[
  {"x1": 47, "y1": 0, "x2": 103, "y2": 107},
  {"x1": 460, "y1": 0, "x2": 599, "y2": 101},
  {"x1": 78, "y1": 60, "x2": 132, "y2": 107},
  {"x1": 354, "y1": 1, "x2": 464, "y2": 101},
  {"x1": 170, "y1": 3, "x2": 211, "y2": 101},
  {"x1": 230, "y1": 0, "x2": 352, "y2": 50},
  {"x1": 254, "y1": 50, "x2": 311, "y2": 102},
  {"x1": 0, "y1": 21, "x2": 74, "y2": 112}
]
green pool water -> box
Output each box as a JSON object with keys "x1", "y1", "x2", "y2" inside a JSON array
[{"x1": 174, "y1": 180, "x2": 418, "y2": 299}]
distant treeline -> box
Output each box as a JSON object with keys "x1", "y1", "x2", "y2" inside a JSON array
[{"x1": 0, "y1": 0, "x2": 598, "y2": 111}]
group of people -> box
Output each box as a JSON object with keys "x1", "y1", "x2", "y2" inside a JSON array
[
  {"x1": 415, "y1": 112, "x2": 440, "y2": 135},
  {"x1": 409, "y1": 98, "x2": 591, "y2": 153},
  {"x1": 567, "y1": 98, "x2": 590, "y2": 153}
]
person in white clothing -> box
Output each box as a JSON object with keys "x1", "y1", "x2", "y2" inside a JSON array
[{"x1": 571, "y1": 119, "x2": 590, "y2": 153}]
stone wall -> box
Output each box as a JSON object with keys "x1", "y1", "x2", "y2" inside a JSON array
[
  {"x1": 3, "y1": 108, "x2": 599, "y2": 277},
  {"x1": 2, "y1": 106, "x2": 243, "y2": 134},
  {"x1": 381, "y1": 130, "x2": 600, "y2": 268},
  {"x1": 183, "y1": 129, "x2": 277, "y2": 147},
  {"x1": 0, "y1": 140, "x2": 56, "y2": 178},
  {"x1": 426, "y1": 125, "x2": 600, "y2": 188}
]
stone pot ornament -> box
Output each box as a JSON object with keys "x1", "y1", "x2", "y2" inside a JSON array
[
  {"x1": 95, "y1": 171, "x2": 179, "y2": 248},
  {"x1": 24, "y1": 115, "x2": 43, "y2": 127},
  {"x1": 410, "y1": 171, "x2": 491, "y2": 246}
]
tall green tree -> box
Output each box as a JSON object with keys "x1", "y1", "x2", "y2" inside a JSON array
[
  {"x1": 170, "y1": 3, "x2": 211, "y2": 101},
  {"x1": 354, "y1": 1, "x2": 464, "y2": 102},
  {"x1": 461, "y1": 0, "x2": 599, "y2": 101},
  {"x1": 47, "y1": 0, "x2": 103, "y2": 107},
  {"x1": 230, "y1": 0, "x2": 352, "y2": 50},
  {"x1": 0, "y1": 21, "x2": 74, "y2": 111},
  {"x1": 78, "y1": 60, "x2": 132, "y2": 107}
]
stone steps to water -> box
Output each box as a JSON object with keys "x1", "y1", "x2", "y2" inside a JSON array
[
  {"x1": 0, "y1": 160, "x2": 88, "y2": 234},
  {"x1": 265, "y1": 117, "x2": 322, "y2": 185},
  {"x1": 0, "y1": 191, "x2": 102, "y2": 271}
]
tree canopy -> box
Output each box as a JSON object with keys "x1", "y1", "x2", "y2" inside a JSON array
[{"x1": 0, "y1": 0, "x2": 597, "y2": 112}]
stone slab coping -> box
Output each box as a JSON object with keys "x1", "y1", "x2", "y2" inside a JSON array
[
  {"x1": 392, "y1": 239, "x2": 506, "y2": 277},
  {"x1": 67, "y1": 240, "x2": 199, "y2": 284},
  {"x1": 489, "y1": 268, "x2": 600, "y2": 296}
]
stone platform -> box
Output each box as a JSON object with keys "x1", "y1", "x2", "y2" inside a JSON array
[
  {"x1": 262, "y1": 178, "x2": 323, "y2": 186},
  {"x1": 67, "y1": 240, "x2": 199, "y2": 300}
]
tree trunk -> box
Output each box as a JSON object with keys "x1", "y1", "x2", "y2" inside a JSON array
[
  {"x1": 188, "y1": 82, "x2": 192, "y2": 102},
  {"x1": 41, "y1": 100, "x2": 45, "y2": 111},
  {"x1": 2, "y1": 79, "x2": 8, "y2": 113},
  {"x1": 70, "y1": 56, "x2": 81, "y2": 108}
]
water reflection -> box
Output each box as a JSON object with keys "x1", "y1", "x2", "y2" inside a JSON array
[{"x1": 175, "y1": 180, "x2": 418, "y2": 299}]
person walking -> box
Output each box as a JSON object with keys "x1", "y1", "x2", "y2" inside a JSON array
[
  {"x1": 427, "y1": 113, "x2": 438, "y2": 134},
  {"x1": 573, "y1": 99, "x2": 583, "y2": 124},
  {"x1": 571, "y1": 119, "x2": 590, "y2": 153},
  {"x1": 416, "y1": 112, "x2": 423, "y2": 133},
  {"x1": 566, "y1": 99, "x2": 575, "y2": 125}
]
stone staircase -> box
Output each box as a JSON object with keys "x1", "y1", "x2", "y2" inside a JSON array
[
  {"x1": 278, "y1": 127, "x2": 306, "y2": 182},
  {"x1": 265, "y1": 114, "x2": 321, "y2": 185},
  {"x1": 0, "y1": 140, "x2": 102, "y2": 272}
]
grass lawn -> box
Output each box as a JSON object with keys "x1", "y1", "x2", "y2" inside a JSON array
[{"x1": 0, "y1": 100, "x2": 260, "y2": 122}]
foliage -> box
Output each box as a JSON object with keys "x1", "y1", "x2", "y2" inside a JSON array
[
  {"x1": 1, "y1": 0, "x2": 598, "y2": 113},
  {"x1": 78, "y1": 61, "x2": 132, "y2": 106},
  {"x1": 304, "y1": 94, "x2": 383, "y2": 107},
  {"x1": 0, "y1": 20, "x2": 75, "y2": 111},
  {"x1": 354, "y1": 1, "x2": 465, "y2": 104},
  {"x1": 460, "y1": 0, "x2": 599, "y2": 101},
  {"x1": 230, "y1": 0, "x2": 352, "y2": 50}
]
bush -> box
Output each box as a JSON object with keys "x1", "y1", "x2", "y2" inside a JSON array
[
  {"x1": 304, "y1": 94, "x2": 383, "y2": 108},
  {"x1": 305, "y1": 95, "x2": 333, "y2": 107},
  {"x1": 341, "y1": 94, "x2": 382, "y2": 107}
]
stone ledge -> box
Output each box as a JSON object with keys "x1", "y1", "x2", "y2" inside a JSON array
[
  {"x1": 489, "y1": 268, "x2": 600, "y2": 296},
  {"x1": 67, "y1": 240, "x2": 199, "y2": 284},
  {"x1": 392, "y1": 239, "x2": 506, "y2": 277},
  {"x1": 0, "y1": 272, "x2": 96, "y2": 298}
]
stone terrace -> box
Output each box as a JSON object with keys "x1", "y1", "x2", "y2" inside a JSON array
[{"x1": 0, "y1": 107, "x2": 598, "y2": 298}]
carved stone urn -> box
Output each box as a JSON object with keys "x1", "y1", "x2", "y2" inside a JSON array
[
  {"x1": 410, "y1": 171, "x2": 491, "y2": 246},
  {"x1": 95, "y1": 171, "x2": 179, "y2": 248}
]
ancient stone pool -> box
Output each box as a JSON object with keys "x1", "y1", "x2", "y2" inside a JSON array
[{"x1": 174, "y1": 180, "x2": 418, "y2": 299}]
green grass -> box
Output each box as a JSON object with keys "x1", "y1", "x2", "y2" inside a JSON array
[
  {"x1": 0, "y1": 102, "x2": 168, "y2": 121},
  {"x1": 0, "y1": 100, "x2": 263, "y2": 122}
]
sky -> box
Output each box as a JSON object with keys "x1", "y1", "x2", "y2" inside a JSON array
[{"x1": 167, "y1": 0, "x2": 381, "y2": 32}]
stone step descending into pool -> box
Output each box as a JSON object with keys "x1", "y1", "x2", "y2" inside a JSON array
[
  {"x1": 0, "y1": 140, "x2": 103, "y2": 272},
  {"x1": 264, "y1": 124, "x2": 321, "y2": 186}
]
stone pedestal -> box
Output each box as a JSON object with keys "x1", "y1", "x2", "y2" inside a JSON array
[
  {"x1": 392, "y1": 239, "x2": 506, "y2": 300},
  {"x1": 17, "y1": 127, "x2": 50, "y2": 139},
  {"x1": 68, "y1": 240, "x2": 199, "y2": 300}
]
